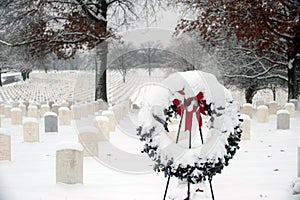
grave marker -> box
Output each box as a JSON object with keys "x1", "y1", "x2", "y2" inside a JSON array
[
  {"x1": 285, "y1": 103, "x2": 295, "y2": 118},
  {"x1": 28, "y1": 105, "x2": 38, "y2": 118},
  {"x1": 11, "y1": 108, "x2": 23, "y2": 125},
  {"x1": 0, "y1": 129, "x2": 11, "y2": 161},
  {"x1": 257, "y1": 105, "x2": 268, "y2": 123},
  {"x1": 241, "y1": 114, "x2": 251, "y2": 140},
  {"x1": 268, "y1": 101, "x2": 278, "y2": 115},
  {"x1": 277, "y1": 110, "x2": 290, "y2": 130},
  {"x1": 23, "y1": 118, "x2": 39, "y2": 142},
  {"x1": 102, "y1": 110, "x2": 116, "y2": 132},
  {"x1": 44, "y1": 112, "x2": 58, "y2": 132},
  {"x1": 58, "y1": 107, "x2": 71, "y2": 125},
  {"x1": 56, "y1": 142, "x2": 83, "y2": 184},
  {"x1": 94, "y1": 116, "x2": 110, "y2": 140},
  {"x1": 242, "y1": 103, "x2": 253, "y2": 118},
  {"x1": 78, "y1": 127, "x2": 99, "y2": 157}
]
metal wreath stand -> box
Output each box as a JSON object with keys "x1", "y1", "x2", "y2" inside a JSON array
[{"x1": 162, "y1": 90, "x2": 215, "y2": 200}]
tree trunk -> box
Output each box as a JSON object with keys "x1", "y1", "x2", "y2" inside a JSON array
[
  {"x1": 245, "y1": 86, "x2": 257, "y2": 103},
  {"x1": 95, "y1": 41, "x2": 108, "y2": 102},
  {"x1": 272, "y1": 86, "x2": 276, "y2": 101},
  {"x1": 0, "y1": 69, "x2": 2, "y2": 87},
  {"x1": 287, "y1": 60, "x2": 298, "y2": 100}
]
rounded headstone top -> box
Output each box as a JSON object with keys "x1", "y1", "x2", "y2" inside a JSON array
[
  {"x1": 285, "y1": 103, "x2": 295, "y2": 107},
  {"x1": 28, "y1": 105, "x2": 37, "y2": 109},
  {"x1": 243, "y1": 103, "x2": 252, "y2": 107},
  {"x1": 277, "y1": 109, "x2": 290, "y2": 115},
  {"x1": 102, "y1": 110, "x2": 114, "y2": 116},
  {"x1": 41, "y1": 104, "x2": 50, "y2": 108},
  {"x1": 23, "y1": 117, "x2": 38, "y2": 123},
  {"x1": 0, "y1": 128, "x2": 10, "y2": 136},
  {"x1": 268, "y1": 101, "x2": 277, "y2": 104},
  {"x1": 11, "y1": 107, "x2": 22, "y2": 112},
  {"x1": 56, "y1": 142, "x2": 83, "y2": 151},
  {"x1": 257, "y1": 105, "x2": 268, "y2": 110},
  {"x1": 58, "y1": 107, "x2": 70, "y2": 111},
  {"x1": 44, "y1": 112, "x2": 58, "y2": 117},
  {"x1": 95, "y1": 116, "x2": 109, "y2": 123}
]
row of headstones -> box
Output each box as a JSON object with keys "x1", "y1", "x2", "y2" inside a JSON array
[
  {"x1": 239, "y1": 101, "x2": 297, "y2": 140},
  {"x1": 55, "y1": 101, "x2": 131, "y2": 184},
  {"x1": 0, "y1": 72, "x2": 77, "y2": 103},
  {"x1": 0, "y1": 99, "x2": 105, "y2": 122},
  {"x1": 0, "y1": 100, "x2": 131, "y2": 184}
]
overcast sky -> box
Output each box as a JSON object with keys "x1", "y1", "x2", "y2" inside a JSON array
[{"x1": 121, "y1": 10, "x2": 180, "y2": 47}]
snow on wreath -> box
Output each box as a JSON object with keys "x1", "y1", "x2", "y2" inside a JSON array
[{"x1": 137, "y1": 70, "x2": 242, "y2": 199}]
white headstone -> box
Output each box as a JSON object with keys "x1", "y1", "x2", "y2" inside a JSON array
[
  {"x1": 102, "y1": 110, "x2": 116, "y2": 132},
  {"x1": 290, "y1": 99, "x2": 298, "y2": 110},
  {"x1": 28, "y1": 105, "x2": 38, "y2": 118},
  {"x1": 93, "y1": 102, "x2": 99, "y2": 112},
  {"x1": 257, "y1": 105, "x2": 269, "y2": 123},
  {"x1": 71, "y1": 105, "x2": 81, "y2": 119},
  {"x1": 241, "y1": 114, "x2": 251, "y2": 140},
  {"x1": 277, "y1": 110, "x2": 290, "y2": 130},
  {"x1": 23, "y1": 118, "x2": 39, "y2": 142},
  {"x1": 4, "y1": 105, "x2": 12, "y2": 118},
  {"x1": 94, "y1": 116, "x2": 110, "y2": 140},
  {"x1": 19, "y1": 103, "x2": 26, "y2": 116},
  {"x1": 256, "y1": 100, "x2": 264, "y2": 109},
  {"x1": 78, "y1": 127, "x2": 99, "y2": 157},
  {"x1": 11, "y1": 108, "x2": 23, "y2": 125},
  {"x1": 56, "y1": 142, "x2": 83, "y2": 184},
  {"x1": 285, "y1": 103, "x2": 295, "y2": 118},
  {"x1": 40, "y1": 104, "x2": 50, "y2": 117},
  {"x1": 242, "y1": 103, "x2": 253, "y2": 118},
  {"x1": 0, "y1": 129, "x2": 11, "y2": 161},
  {"x1": 268, "y1": 101, "x2": 278, "y2": 115},
  {"x1": 58, "y1": 107, "x2": 71, "y2": 125}
]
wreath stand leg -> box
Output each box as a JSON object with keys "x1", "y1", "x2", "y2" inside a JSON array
[
  {"x1": 199, "y1": 128, "x2": 204, "y2": 144},
  {"x1": 187, "y1": 177, "x2": 191, "y2": 200},
  {"x1": 189, "y1": 130, "x2": 192, "y2": 149},
  {"x1": 163, "y1": 174, "x2": 171, "y2": 200},
  {"x1": 176, "y1": 109, "x2": 185, "y2": 143},
  {"x1": 208, "y1": 176, "x2": 215, "y2": 200}
]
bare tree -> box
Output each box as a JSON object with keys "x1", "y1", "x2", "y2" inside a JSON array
[
  {"x1": 0, "y1": 0, "x2": 165, "y2": 102},
  {"x1": 108, "y1": 41, "x2": 135, "y2": 83},
  {"x1": 139, "y1": 41, "x2": 163, "y2": 76}
]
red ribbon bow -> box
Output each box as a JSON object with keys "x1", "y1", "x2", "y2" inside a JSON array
[{"x1": 172, "y1": 92, "x2": 206, "y2": 132}]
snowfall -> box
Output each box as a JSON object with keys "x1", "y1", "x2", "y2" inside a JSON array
[{"x1": 0, "y1": 69, "x2": 300, "y2": 200}]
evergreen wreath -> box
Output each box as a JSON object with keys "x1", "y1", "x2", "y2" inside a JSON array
[{"x1": 137, "y1": 71, "x2": 242, "y2": 185}]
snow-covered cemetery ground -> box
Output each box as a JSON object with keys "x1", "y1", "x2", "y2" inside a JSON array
[{"x1": 0, "y1": 70, "x2": 299, "y2": 200}]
